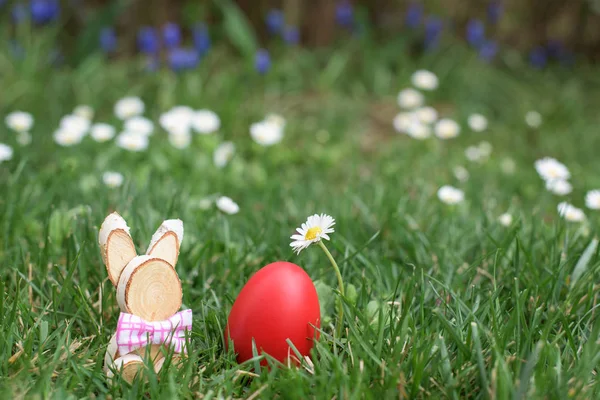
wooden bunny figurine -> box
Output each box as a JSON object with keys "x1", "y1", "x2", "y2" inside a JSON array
[{"x1": 99, "y1": 212, "x2": 191, "y2": 382}]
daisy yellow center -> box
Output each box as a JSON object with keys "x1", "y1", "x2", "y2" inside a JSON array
[{"x1": 305, "y1": 227, "x2": 322, "y2": 241}]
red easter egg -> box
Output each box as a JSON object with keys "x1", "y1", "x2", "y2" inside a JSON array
[{"x1": 225, "y1": 261, "x2": 320, "y2": 364}]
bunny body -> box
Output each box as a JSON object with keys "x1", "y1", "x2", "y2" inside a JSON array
[{"x1": 99, "y1": 212, "x2": 187, "y2": 380}]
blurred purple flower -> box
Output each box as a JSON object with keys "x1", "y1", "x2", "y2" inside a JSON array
[
  {"x1": 546, "y1": 39, "x2": 564, "y2": 59},
  {"x1": 100, "y1": 27, "x2": 117, "y2": 53},
  {"x1": 192, "y1": 23, "x2": 211, "y2": 56},
  {"x1": 487, "y1": 1, "x2": 503, "y2": 24},
  {"x1": 405, "y1": 3, "x2": 423, "y2": 28},
  {"x1": 255, "y1": 49, "x2": 271, "y2": 74},
  {"x1": 30, "y1": 0, "x2": 60, "y2": 25},
  {"x1": 529, "y1": 46, "x2": 547, "y2": 69},
  {"x1": 282, "y1": 26, "x2": 300, "y2": 45},
  {"x1": 168, "y1": 48, "x2": 200, "y2": 71},
  {"x1": 424, "y1": 17, "x2": 443, "y2": 49},
  {"x1": 466, "y1": 19, "x2": 485, "y2": 48},
  {"x1": 162, "y1": 23, "x2": 181, "y2": 49},
  {"x1": 0, "y1": 0, "x2": 7, "y2": 8},
  {"x1": 137, "y1": 27, "x2": 160, "y2": 54},
  {"x1": 145, "y1": 56, "x2": 160, "y2": 72},
  {"x1": 12, "y1": 3, "x2": 27, "y2": 23},
  {"x1": 265, "y1": 9, "x2": 284, "y2": 34},
  {"x1": 336, "y1": 1, "x2": 354, "y2": 28},
  {"x1": 479, "y1": 40, "x2": 498, "y2": 62}
]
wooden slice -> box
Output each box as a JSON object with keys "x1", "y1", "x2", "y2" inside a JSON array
[
  {"x1": 116, "y1": 255, "x2": 182, "y2": 321},
  {"x1": 107, "y1": 354, "x2": 145, "y2": 383},
  {"x1": 99, "y1": 212, "x2": 137, "y2": 286},
  {"x1": 146, "y1": 219, "x2": 183, "y2": 267}
]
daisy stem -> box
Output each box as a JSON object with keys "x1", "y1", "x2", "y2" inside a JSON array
[{"x1": 318, "y1": 240, "x2": 344, "y2": 338}]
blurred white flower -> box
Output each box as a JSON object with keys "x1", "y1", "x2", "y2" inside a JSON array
[
  {"x1": 585, "y1": 190, "x2": 600, "y2": 210},
  {"x1": 478, "y1": 141, "x2": 492, "y2": 158},
  {"x1": 501, "y1": 158, "x2": 516, "y2": 175},
  {"x1": 545, "y1": 179, "x2": 572, "y2": 196},
  {"x1": 437, "y1": 185, "x2": 465, "y2": 205},
  {"x1": 168, "y1": 132, "x2": 192, "y2": 149},
  {"x1": 468, "y1": 114, "x2": 488, "y2": 132},
  {"x1": 53, "y1": 127, "x2": 86, "y2": 147},
  {"x1": 290, "y1": 213, "x2": 336, "y2": 254},
  {"x1": 525, "y1": 111, "x2": 542, "y2": 128},
  {"x1": 411, "y1": 70, "x2": 439, "y2": 91},
  {"x1": 393, "y1": 112, "x2": 414, "y2": 133},
  {"x1": 453, "y1": 166, "x2": 469, "y2": 182},
  {"x1": 499, "y1": 213, "x2": 513, "y2": 226},
  {"x1": 414, "y1": 107, "x2": 438, "y2": 125},
  {"x1": 60, "y1": 114, "x2": 91, "y2": 136},
  {"x1": 197, "y1": 197, "x2": 214, "y2": 210},
  {"x1": 114, "y1": 97, "x2": 145, "y2": 120},
  {"x1": 73, "y1": 105, "x2": 94, "y2": 120},
  {"x1": 116, "y1": 132, "x2": 149, "y2": 152},
  {"x1": 406, "y1": 121, "x2": 431, "y2": 140},
  {"x1": 216, "y1": 196, "x2": 239, "y2": 215},
  {"x1": 435, "y1": 118, "x2": 460, "y2": 139},
  {"x1": 213, "y1": 141, "x2": 235, "y2": 168},
  {"x1": 558, "y1": 202, "x2": 585, "y2": 222},
  {"x1": 397, "y1": 88, "x2": 424, "y2": 109},
  {"x1": 465, "y1": 146, "x2": 482, "y2": 162},
  {"x1": 265, "y1": 113, "x2": 286, "y2": 128},
  {"x1": 534, "y1": 157, "x2": 570, "y2": 181},
  {"x1": 90, "y1": 123, "x2": 116, "y2": 142},
  {"x1": 16, "y1": 131, "x2": 32, "y2": 146},
  {"x1": 102, "y1": 171, "x2": 124, "y2": 188},
  {"x1": 124, "y1": 116, "x2": 154, "y2": 136},
  {"x1": 160, "y1": 107, "x2": 194, "y2": 136},
  {"x1": 192, "y1": 109, "x2": 220, "y2": 134},
  {"x1": 250, "y1": 120, "x2": 284, "y2": 146},
  {"x1": 5, "y1": 111, "x2": 33, "y2": 133},
  {"x1": 0, "y1": 143, "x2": 13, "y2": 162}
]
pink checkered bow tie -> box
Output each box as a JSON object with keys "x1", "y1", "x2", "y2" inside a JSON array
[{"x1": 116, "y1": 309, "x2": 192, "y2": 355}]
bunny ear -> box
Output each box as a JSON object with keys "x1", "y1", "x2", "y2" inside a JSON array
[
  {"x1": 145, "y1": 219, "x2": 183, "y2": 267},
  {"x1": 99, "y1": 212, "x2": 137, "y2": 286}
]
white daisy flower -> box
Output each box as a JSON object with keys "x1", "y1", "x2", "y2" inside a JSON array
[
  {"x1": 453, "y1": 166, "x2": 469, "y2": 182},
  {"x1": 16, "y1": 131, "x2": 32, "y2": 146},
  {"x1": 116, "y1": 132, "x2": 149, "y2": 152},
  {"x1": 290, "y1": 214, "x2": 335, "y2": 254},
  {"x1": 397, "y1": 88, "x2": 424, "y2": 109},
  {"x1": 213, "y1": 141, "x2": 235, "y2": 168},
  {"x1": 168, "y1": 132, "x2": 192, "y2": 149},
  {"x1": 478, "y1": 141, "x2": 492, "y2": 158},
  {"x1": 534, "y1": 157, "x2": 570, "y2": 181},
  {"x1": 499, "y1": 213, "x2": 513, "y2": 227},
  {"x1": 90, "y1": 123, "x2": 116, "y2": 142},
  {"x1": 60, "y1": 114, "x2": 91, "y2": 136},
  {"x1": 468, "y1": 113, "x2": 488, "y2": 132},
  {"x1": 437, "y1": 185, "x2": 465, "y2": 205},
  {"x1": 392, "y1": 112, "x2": 414, "y2": 133},
  {"x1": 0, "y1": 143, "x2": 13, "y2": 162},
  {"x1": 557, "y1": 202, "x2": 585, "y2": 222},
  {"x1": 5, "y1": 111, "x2": 33, "y2": 133},
  {"x1": 545, "y1": 179, "x2": 572, "y2": 196},
  {"x1": 585, "y1": 190, "x2": 600, "y2": 210},
  {"x1": 160, "y1": 107, "x2": 194, "y2": 135},
  {"x1": 434, "y1": 118, "x2": 460, "y2": 139},
  {"x1": 411, "y1": 70, "x2": 439, "y2": 91},
  {"x1": 414, "y1": 107, "x2": 438, "y2": 125},
  {"x1": 525, "y1": 111, "x2": 542, "y2": 128},
  {"x1": 250, "y1": 120, "x2": 284, "y2": 146},
  {"x1": 53, "y1": 127, "x2": 86, "y2": 147},
  {"x1": 114, "y1": 97, "x2": 145, "y2": 120},
  {"x1": 124, "y1": 116, "x2": 154, "y2": 136},
  {"x1": 406, "y1": 121, "x2": 431, "y2": 140},
  {"x1": 465, "y1": 146, "x2": 482, "y2": 162},
  {"x1": 192, "y1": 109, "x2": 221, "y2": 134},
  {"x1": 216, "y1": 196, "x2": 239, "y2": 215},
  {"x1": 102, "y1": 171, "x2": 124, "y2": 188},
  {"x1": 73, "y1": 105, "x2": 94, "y2": 120}
]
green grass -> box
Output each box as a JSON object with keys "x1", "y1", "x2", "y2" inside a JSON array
[{"x1": 1, "y1": 35, "x2": 600, "y2": 399}]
